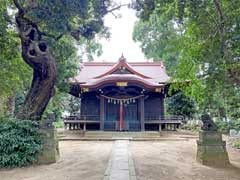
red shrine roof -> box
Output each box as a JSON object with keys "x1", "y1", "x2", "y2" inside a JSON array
[{"x1": 71, "y1": 55, "x2": 170, "y2": 89}]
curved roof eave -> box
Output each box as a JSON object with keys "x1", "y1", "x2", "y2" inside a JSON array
[{"x1": 79, "y1": 74, "x2": 165, "y2": 89}]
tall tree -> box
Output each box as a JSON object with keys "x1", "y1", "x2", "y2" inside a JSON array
[
  {"x1": 10, "y1": 0, "x2": 122, "y2": 121},
  {"x1": 132, "y1": 0, "x2": 240, "y2": 119},
  {"x1": 166, "y1": 92, "x2": 196, "y2": 120}
]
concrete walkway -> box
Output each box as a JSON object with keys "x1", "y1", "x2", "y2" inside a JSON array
[{"x1": 103, "y1": 140, "x2": 136, "y2": 180}]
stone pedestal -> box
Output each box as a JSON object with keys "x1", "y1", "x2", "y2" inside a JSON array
[
  {"x1": 37, "y1": 129, "x2": 59, "y2": 165},
  {"x1": 197, "y1": 130, "x2": 229, "y2": 167}
]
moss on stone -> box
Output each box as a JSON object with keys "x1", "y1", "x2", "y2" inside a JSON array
[
  {"x1": 197, "y1": 130, "x2": 230, "y2": 167},
  {"x1": 36, "y1": 129, "x2": 59, "y2": 165}
]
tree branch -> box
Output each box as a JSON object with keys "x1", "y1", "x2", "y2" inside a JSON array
[
  {"x1": 14, "y1": 0, "x2": 63, "y2": 42},
  {"x1": 110, "y1": 12, "x2": 118, "y2": 18},
  {"x1": 41, "y1": 32, "x2": 63, "y2": 41},
  {"x1": 13, "y1": 0, "x2": 25, "y2": 17},
  {"x1": 106, "y1": 3, "x2": 129, "y2": 13}
]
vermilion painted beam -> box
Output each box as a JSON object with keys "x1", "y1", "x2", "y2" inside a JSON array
[{"x1": 119, "y1": 102, "x2": 124, "y2": 131}]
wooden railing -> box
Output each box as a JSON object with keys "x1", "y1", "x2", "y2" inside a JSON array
[
  {"x1": 64, "y1": 115, "x2": 100, "y2": 121},
  {"x1": 144, "y1": 115, "x2": 183, "y2": 131},
  {"x1": 63, "y1": 115, "x2": 100, "y2": 130},
  {"x1": 145, "y1": 115, "x2": 183, "y2": 121},
  {"x1": 63, "y1": 115, "x2": 183, "y2": 131}
]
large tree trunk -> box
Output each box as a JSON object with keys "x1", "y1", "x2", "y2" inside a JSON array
[{"x1": 15, "y1": 9, "x2": 57, "y2": 121}]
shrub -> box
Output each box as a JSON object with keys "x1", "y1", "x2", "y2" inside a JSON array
[
  {"x1": 215, "y1": 121, "x2": 229, "y2": 133},
  {"x1": 0, "y1": 118, "x2": 42, "y2": 168},
  {"x1": 233, "y1": 139, "x2": 240, "y2": 149},
  {"x1": 180, "y1": 122, "x2": 200, "y2": 131},
  {"x1": 53, "y1": 120, "x2": 64, "y2": 128},
  {"x1": 215, "y1": 120, "x2": 240, "y2": 133}
]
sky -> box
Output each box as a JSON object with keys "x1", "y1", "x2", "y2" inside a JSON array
[{"x1": 93, "y1": 0, "x2": 147, "y2": 62}]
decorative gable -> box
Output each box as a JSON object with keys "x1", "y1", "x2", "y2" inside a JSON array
[
  {"x1": 112, "y1": 66, "x2": 133, "y2": 74},
  {"x1": 94, "y1": 55, "x2": 150, "y2": 79}
]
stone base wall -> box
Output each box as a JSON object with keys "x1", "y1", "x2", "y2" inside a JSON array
[
  {"x1": 37, "y1": 129, "x2": 59, "y2": 165},
  {"x1": 197, "y1": 130, "x2": 230, "y2": 167}
]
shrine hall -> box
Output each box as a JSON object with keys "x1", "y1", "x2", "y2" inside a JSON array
[{"x1": 65, "y1": 55, "x2": 182, "y2": 131}]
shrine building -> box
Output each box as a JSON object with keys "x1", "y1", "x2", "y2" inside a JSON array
[{"x1": 66, "y1": 55, "x2": 182, "y2": 131}]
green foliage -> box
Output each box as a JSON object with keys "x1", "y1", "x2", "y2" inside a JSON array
[
  {"x1": 180, "y1": 122, "x2": 200, "y2": 132},
  {"x1": 50, "y1": 37, "x2": 79, "y2": 92},
  {"x1": 233, "y1": 139, "x2": 240, "y2": 149},
  {"x1": 67, "y1": 95, "x2": 81, "y2": 115},
  {"x1": 215, "y1": 121, "x2": 230, "y2": 133},
  {"x1": 50, "y1": 36, "x2": 103, "y2": 92},
  {"x1": 43, "y1": 92, "x2": 80, "y2": 122},
  {"x1": 166, "y1": 92, "x2": 197, "y2": 119},
  {"x1": 133, "y1": 12, "x2": 181, "y2": 73},
  {"x1": 132, "y1": 0, "x2": 240, "y2": 119},
  {"x1": 215, "y1": 120, "x2": 240, "y2": 133},
  {"x1": 43, "y1": 92, "x2": 66, "y2": 121},
  {"x1": 53, "y1": 120, "x2": 64, "y2": 129},
  {"x1": 0, "y1": 118, "x2": 42, "y2": 167},
  {"x1": 0, "y1": 1, "x2": 31, "y2": 97},
  {"x1": 26, "y1": 1, "x2": 104, "y2": 36},
  {"x1": 44, "y1": 92, "x2": 81, "y2": 122},
  {"x1": 20, "y1": 0, "x2": 111, "y2": 40},
  {"x1": 14, "y1": 90, "x2": 26, "y2": 115},
  {"x1": 0, "y1": 0, "x2": 109, "y2": 116}
]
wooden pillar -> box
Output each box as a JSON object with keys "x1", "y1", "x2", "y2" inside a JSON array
[
  {"x1": 159, "y1": 123, "x2": 162, "y2": 132},
  {"x1": 119, "y1": 102, "x2": 124, "y2": 131},
  {"x1": 79, "y1": 97, "x2": 81, "y2": 115},
  {"x1": 160, "y1": 95, "x2": 165, "y2": 118},
  {"x1": 100, "y1": 96, "x2": 105, "y2": 130},
  {"x1": 140, "y1": 96, "x2": 145, "y2": 131}
]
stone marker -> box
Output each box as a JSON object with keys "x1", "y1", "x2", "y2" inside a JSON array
[
  {"x1": 197, "y1": 114, "x2": 229, "y2": 167},
  {"x1": 230, "y1": 129, "x2": 238, "y2": 137},
  {"x1": 37, "y1": 128, "x2": 59, "y2": 164},
  {"x1": 36, "y1": 116, "x2": 59, "y2": 165}
]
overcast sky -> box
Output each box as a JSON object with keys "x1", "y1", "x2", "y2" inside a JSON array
[{"x1": 93, "y1": 0, "x2": 147, "y2": 62}]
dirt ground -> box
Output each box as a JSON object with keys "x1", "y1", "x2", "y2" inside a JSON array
[
  {"x1": 0, "y1": 141, "x2": 113, "y2": 180},
  {"x1": 131, "y1": 136, "x2": 240, "y2": 180},
  {"x1": 1, "y1": 132, "x2": 240, "y2": 180}
]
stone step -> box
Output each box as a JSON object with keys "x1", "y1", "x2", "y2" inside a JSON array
[
  {"x1": 58, "y1": 130, "x2": 193, "y2": 141},
  {"x1": 59, "y1": 137, "x2": 189, "y2": 141},
  {"x1": 84, "y1": 131, "x2": 161, "y2": 138}
]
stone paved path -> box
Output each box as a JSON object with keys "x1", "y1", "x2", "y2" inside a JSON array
[{"x1": 103, "y1": 140, "x2": 136, "y2": 180}]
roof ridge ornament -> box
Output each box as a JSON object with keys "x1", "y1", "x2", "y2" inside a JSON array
[{"x1": 119, "y1": 54, "x2": 126, "y2": 62}]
